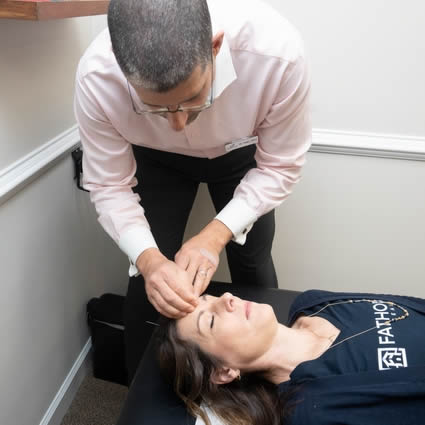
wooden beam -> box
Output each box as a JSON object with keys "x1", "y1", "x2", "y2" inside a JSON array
[{"x1": 0, "y1": 0, "x2": 109, "y2": 21}]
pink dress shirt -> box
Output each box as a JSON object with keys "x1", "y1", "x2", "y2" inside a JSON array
[{"x1": 74, "y1": 0, "x2": 312, "y2": 275}]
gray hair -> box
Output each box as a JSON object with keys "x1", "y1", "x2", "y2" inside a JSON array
[{"x1": 108, "y1": 0, "x2": 213, "y2": 92}]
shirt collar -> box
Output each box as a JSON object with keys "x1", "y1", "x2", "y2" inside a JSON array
[
  {"x1": 208, "y1": 0, "x2": 237, "y2": 97},
  {"x1": 212, "y1": 30, "x2": 237, "y2": 98}
]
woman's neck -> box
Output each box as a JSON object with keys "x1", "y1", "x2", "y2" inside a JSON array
[{"x1": 248, "y1": 323, "x2": 336, "y2": 384}]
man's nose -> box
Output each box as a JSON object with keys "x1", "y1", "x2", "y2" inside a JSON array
[{"x1": 167, "y1": 110, "x2": 188, "y2": 131}]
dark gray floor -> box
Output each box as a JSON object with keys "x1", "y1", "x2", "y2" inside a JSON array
[{"x1": 60, "y1": 376, "x2": 128, "y2": 425}]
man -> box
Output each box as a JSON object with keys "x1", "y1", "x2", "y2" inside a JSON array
[{"x1": 74, "y1": 0, "x2": 311, "y2": 381}]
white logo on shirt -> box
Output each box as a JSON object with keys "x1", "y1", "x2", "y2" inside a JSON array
[
  {"x1": 378, "y1": 347, "x2": 408, "y2": 370},
  {"x1": 372, "y1": 301, "x2": 408, "y2": 370}
]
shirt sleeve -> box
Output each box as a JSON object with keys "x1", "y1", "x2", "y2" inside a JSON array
[
  {"x1": 215, "y1": 56, "x2": 312, "y2": 244},
  {"x1": 74, "y1": 67, "x2": 157, "y2": 276}
]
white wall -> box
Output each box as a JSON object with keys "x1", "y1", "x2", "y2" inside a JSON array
[
  {"x1": 0, "y1": 14, "x2": 126, "y2": 425},
  {"x1": 273, "y1": 152, "x2": 425, "y2": 296},
  {"x1": 189, "y1": 150, "x2": 425, "y2": 299},
  {"x1": 0, "y1": 158, "x2": 127, "y2": 425},
  {"x1": 0, "y1": 19, "x2": 87, "y2": 169},
  {"x1": 0, "y1": 1, "x2": 424, "y2": 424},
  {"x1": 188, "y1": 0, "x2": 425, "y2": 297},
  {"x1": 266, "y1": 0, "x2": 425, "y2": 136}
]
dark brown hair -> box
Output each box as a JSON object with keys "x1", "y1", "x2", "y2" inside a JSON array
[{"x1": 157, "y1": 319, "x2": 295, "y2": 425}]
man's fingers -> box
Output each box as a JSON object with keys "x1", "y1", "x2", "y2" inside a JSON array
[
  {"x1": 175, "y1": 251, "x2": 190, "y2": 271},
  {"x1": 186, "y1": 253, "x2": 218, "y2": 284},
  {"x1": 165, "y1": 273, "x2": 198, "y2": 306},
  {"x1": 192, "y1": 271, "x2": 205, "y2": 296},
  {"x1": 145, "y1": 271, "x2": 196, "y2": 315},
  {"x1": 186, "y1": 260, "x2": 199, "y2": 283},
  {"x1": 149, "y1": 289, "x2": 190, "y2": 319},
  {"x1": 180, "y1": 250, "x2": 204, "y2": 281},
  {"x1": 193, "y1": 266, "x2": 213, "y2": 296},
  {"x1": 155, "y1": 279, "x2": 197, "y2": 313},
  {"x1": 200, "y1": 248, "x2": 219, "y2": 267},
  {"x1": 201, "y1": 273, "x2": 212, "y2": 294},
  {"x1": 156, "y1": 302, "x2": 186, "y2": 319}
]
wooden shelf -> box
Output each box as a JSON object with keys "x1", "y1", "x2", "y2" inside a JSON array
[{"x1": 0, "y1": 0, "x2": 109, "y2": 21}]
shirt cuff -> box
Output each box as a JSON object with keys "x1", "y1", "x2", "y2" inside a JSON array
[
  {"x1": 118, "y1": 226, "x2": 158, "y2": 277},
  {"x1": 215, "y1": 198, "x2": 258, "y2": 245}
]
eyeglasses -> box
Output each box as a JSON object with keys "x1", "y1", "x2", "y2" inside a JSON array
[{"x1": 127, "y1": 66, "x2": 214, "y2": 115}]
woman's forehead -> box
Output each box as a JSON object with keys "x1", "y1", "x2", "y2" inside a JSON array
[{"x1": 176, "y1": 294, "x2": 219, "y2": 338}]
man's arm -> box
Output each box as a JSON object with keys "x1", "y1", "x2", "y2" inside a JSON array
[
  {"x1": 74, "y1": 66, "x2": 197, "y2": 318},
  {"x1": 175, "y1": 56, "x2": 312, "y2": 291},
  {"x1": 220, "y1": 56, "x2": 312, "y2": 239}
]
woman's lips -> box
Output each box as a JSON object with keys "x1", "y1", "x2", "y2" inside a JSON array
[{"x1": 245, "y1": 301, "x2": 252, "y2": 319}]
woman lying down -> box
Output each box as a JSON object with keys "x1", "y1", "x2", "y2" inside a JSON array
[{"x1": 158, "y1": 290, "x2": 425, "y2": 425}]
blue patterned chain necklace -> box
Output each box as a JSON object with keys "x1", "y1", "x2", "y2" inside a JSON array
[{"x1": 308, "y1": 299, "x2": 410, "y2": 349}]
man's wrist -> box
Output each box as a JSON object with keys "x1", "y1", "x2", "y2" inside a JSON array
[
  {"x1": 136, "y1": 247, "x2": 163, "y2": 275},
  {"x1": 201, "y1": 219, "x2": 233, "y2": 252}
]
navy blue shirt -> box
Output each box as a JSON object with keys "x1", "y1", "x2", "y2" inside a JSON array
[
  {"x1": 289, "y1": 298, "x2": 425, "y2": 381},
  {"x1": 279, "y1": 291, "x2": 425, "y2": 425}
]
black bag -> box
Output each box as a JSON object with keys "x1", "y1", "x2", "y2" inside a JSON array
[{"x1": 87, "y1": 293, "x2": 128, "y2": 386}]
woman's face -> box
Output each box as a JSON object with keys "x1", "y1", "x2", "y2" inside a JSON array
[{"x1": 176, "y1": 292, "x2": 279, "y2": 368}]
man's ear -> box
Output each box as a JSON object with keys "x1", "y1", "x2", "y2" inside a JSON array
[
  {"x1": 210, "y1": 367, "x2": 240, "y2": 385},
  {"x1": 212, "y1": 31, "x2": 225, "y2": 57}
]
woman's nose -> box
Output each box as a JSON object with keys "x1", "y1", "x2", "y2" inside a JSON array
[
  {"x1": 167, "y1": 110, "x2": 188, "y2": 131},
  {"x1": 218, "y1": 292, "x2": 235, "y2": 312}
]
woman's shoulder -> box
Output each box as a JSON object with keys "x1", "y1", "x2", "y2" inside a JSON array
[
  {"x1": 288, "y1": 289, "x2": 425, "y2": 324},
  {"x1": 287, "y1": 290, "x2": 334, "y2": 323}
]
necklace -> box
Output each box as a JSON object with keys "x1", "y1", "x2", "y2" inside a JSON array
[{"x1": 308, "y1": 299, "x2": 410, "y2": 349}]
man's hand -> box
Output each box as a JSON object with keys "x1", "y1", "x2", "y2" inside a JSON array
[
  {"x1": 175, "y1": 220, "x2": 233, "y2": 296},
  {"x1": 136, "y1": 248, "x2": 198, "y2": 319}
]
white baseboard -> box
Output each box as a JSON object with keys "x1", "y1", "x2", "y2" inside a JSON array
[
  {"x1": 39, "y1": 338, "x2": 92, "y2": 425},
  {"x1": 1, "y1": 126, "x2": 424, "y2": 207}
]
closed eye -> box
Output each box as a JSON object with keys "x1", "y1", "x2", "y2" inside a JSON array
[{"x1": 201, "y1": 294, "x2": 215, "y2": 330}]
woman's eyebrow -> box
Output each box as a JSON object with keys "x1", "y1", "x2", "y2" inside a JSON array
[
  {"x1": 197, "y1": 311, "x2": 205, "y2": 335},
  {"x1": 196, "y1": 295, "x2": 209, "y2": 335}
]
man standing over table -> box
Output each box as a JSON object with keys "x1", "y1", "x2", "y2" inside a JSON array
[{"x1": 74, "y1": 0, "x2": 311, "y2": 381}]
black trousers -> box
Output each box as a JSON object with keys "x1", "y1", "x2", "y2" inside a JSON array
[{"x1": 124, "y1": 144, "x2": 278, "y2": 383}]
